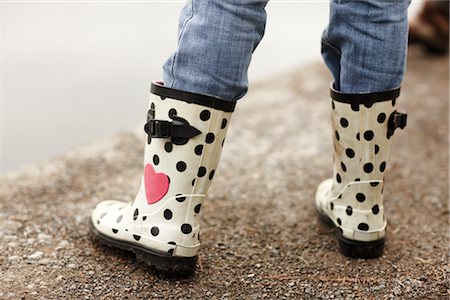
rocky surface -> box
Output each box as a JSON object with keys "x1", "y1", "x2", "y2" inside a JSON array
[{"x1": 1, "y1": 47, "x2": 448, "y2": 299}]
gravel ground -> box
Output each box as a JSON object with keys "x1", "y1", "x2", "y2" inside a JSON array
[{"x1": 1, "y1": 46, "x2": 448, "y2": 299}]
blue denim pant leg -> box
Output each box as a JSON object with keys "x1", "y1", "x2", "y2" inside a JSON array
[
  {"x1": 322, "y1": 0, "x2": 411, "y2": 93},
  {"x1": 163, "y1": 0, "x2": 269, "y2": 101}
]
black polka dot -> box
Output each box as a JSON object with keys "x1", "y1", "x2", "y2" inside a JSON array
[
  {"x1": 181, "y1": 224, "x2": 192, "y2": 234},
  {"x1": 175, "y1": 194, "x2": 186, "y2": 202},
  {"x1": 375, "y1": 145, "x2": 380, "y2": 154},
  {"x1": 340, "y1": 118, "x2": 349, "y2": 128},
  {"x1": 380, "y1": 161, "x2": 386, "y2": 172},
  {"x1": 364, "y1": 130, "x2": 374, "y2": 141},
  {"x1": 153, "y1": 154, "x2": 159, "y2": 165},
  {"x1": 200, "y1": 110, "x2": 211, "y2": 121},
  {"x1": 197, "y1": 167, "x2": 207, "y2": 177},
  {"x1": 335, "y1": 131, "x2": 340, "y2": 141},
  {"x1": 133, "y1": 234, "x2": 141, "y2": 241},
  {"x1": 351, "y1": 104, "x2": 359, "y2": 111},
  {"x1": 355, "y1": 132, "x2": 360, "y2": 141},
  {"x1": 341, "y1": 162, "x2": 347, "y2": 172},
  {"x1": 338, "y1": 227, "x2": 343, "y2": 234},
  {"x1": 332, "y1": 101, "x2": 335, "y2": 110},
  {"x1": 112, "y1": 229, "x2": 118, "y2": 234},
  {"x1": 168, "y1": 241, "x2": 176, "y2": 245},
  {"x1": 364, "y1": 103, "x2": 373, "y2": 108},
  {"x1": 176, "y1": 161, "x2": 187, "y2": 172},
  {"x1": 364, "y1": 163, "x2": 374, "y2": 173},
  {"x1": 336, "y1": 173, "x2": 342, "y2": 183},
  {"x1": 372, "y1": 205, "x2": 380, "y2": 215},
  {"x1": 370, "y1": 182, "x2": 379, "y2": 187},
  {"x1": 151, "y1": 226, "x2": 159, "y2": 236},
  {"x1": 209, "y1": 170, "x2": 215, "y2": 180},
  {"x1": 355, "y1": 178, "x2": 361, "y2": 182},
  {"x1": 142, "y1": 216, "x2": 147, "y2": 221},
  {"x1": 133, "y1": 208, "x2": 139, "y2": 221},
  {"x1": 338, "y1": 194, "x2": 342, "y2": 199},
  {"x1": 194, "y1": 204, "x2": 202, "y2": 214},
  {"x1": 194, "y1": 145, "x2": 203, "y2": 156},
  {"x1": 168, "y1": 108, "x2": 177, "y2": 118},
  {"x1": 205, "y1": 133, "x2": 215, "y2": 144},
  {"x1": 346, "y1": 148, "x2": 355, "y2": 158},
  {"x1": 221, "y1": 119, "x2": 228, "y2": 129},
  {"x1": 330, "y1": 202, "x2": 334, "y2": 210},
  {"x1": 346, "y1": 206, "x2": 353, "y2": 216},
  {"x1": 377, "y1": 113, "x2": 386, "y2": 123},
  {"x1": 164, "y1": 209, "x2": 172, "y2": 220},
  {"x1": 358, "y1": 223, "x2": 369, "y2": 231},
  {"x1": 164, "y1": 142, "x2": 173, "y2": 153},
  {"x1": 221, "y1": 139, "x2": 225, "y2": 147},
  {"x1": 116, "y1": 215, "x2": 123, "y2": 223},
  {"x1": 337, "y1": 218, "x2": 342, "y2": 226},
  {"x1": 97, "y1": 220, "x2": 100, "y2": 224},
  {"x1": 356, "y1": 193, "x2": 366, "y2": 202},
  {"x1": 192, "y1": 178, "x2": 196, "y2": 186}
]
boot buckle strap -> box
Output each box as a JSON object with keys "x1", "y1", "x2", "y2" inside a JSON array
[
  {"x1": 387, "y1": 111, "x2": 407, "y2": 138},
  {"x1": 144, "y1": 119, "x2": 201, "y2": 139},
  {"x1": 147, "y1": 120, "x2": 170, "y2": 137}
]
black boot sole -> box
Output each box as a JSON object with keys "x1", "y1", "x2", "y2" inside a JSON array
[
  {"x1": 316, "y1": 208, "x2": 385, "y2": 259},
  {"x1": 89, "y1": 219, "x2": 197, "y2": 276}
]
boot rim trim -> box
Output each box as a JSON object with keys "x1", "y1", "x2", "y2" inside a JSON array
[
  {"x1": 151, "y1": 81, "x2": 236, "y2": 112},
  {"x1": 330, "y1": 83, "x2": 401, "y2": 105}
]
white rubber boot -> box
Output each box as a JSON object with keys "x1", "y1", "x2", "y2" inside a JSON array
[
  {"x1": 90, "y1": 82, "x2": 235, "y2": 274},
  {"x1": 315, "y1": 85, "x2": 407, "y2": 258}
]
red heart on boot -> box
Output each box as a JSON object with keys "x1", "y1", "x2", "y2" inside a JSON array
[{"x1": 144, "y1": 163, "x2": 169, "y2": 204}]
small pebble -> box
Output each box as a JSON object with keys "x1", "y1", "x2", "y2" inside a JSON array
[
  {"x1": 7, "y1": 242, "x2": 18, "y2": 248},
  {"x1": 8, "y1": 255, "x2": 21, "y2": 262},
  {"x1": 55, "y1": 240, "x2": 69, "y2": 250},
  {"x1": 27, "y1": 251, "x2": 44, "y2": 260}
]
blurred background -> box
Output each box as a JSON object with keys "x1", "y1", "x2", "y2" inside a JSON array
[{"x1": 1, "y1": 1, "x2": 422, "y2": 176}]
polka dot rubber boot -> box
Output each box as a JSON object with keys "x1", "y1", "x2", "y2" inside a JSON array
[
  {"x1": 315, "y1": 85, "x2": 407, "y2": 259},
  {"x1": 90, "y1": 82, "x2": 235, "y2": 275}
]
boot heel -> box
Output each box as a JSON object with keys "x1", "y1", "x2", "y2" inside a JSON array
[{"x1": 337, "y1": 233, "x2": 384, "y2": 259}]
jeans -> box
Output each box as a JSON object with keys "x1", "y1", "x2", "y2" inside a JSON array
[{"x1": 162, "y1": 0, "x2": 410, "y2": 100}]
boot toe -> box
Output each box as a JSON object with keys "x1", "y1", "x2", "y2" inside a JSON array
[
  {"x1": 91, "y1": 200, "x2": 128, "y2": 234},
  {"x1": 315, "y1": 178, "x2": 333, "y2": 212}
]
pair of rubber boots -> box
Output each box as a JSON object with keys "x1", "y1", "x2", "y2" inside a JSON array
[{"x1": 90, "y1": 81, "x2": 407, "y2": 275}]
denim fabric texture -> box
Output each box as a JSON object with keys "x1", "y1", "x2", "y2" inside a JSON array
[
  {"x1": 322, "y1": 0, "x2": 411, "y2": 93},
  {"x1": 163, "y1": 0, "x2": 410, "y2": 100},
  {"x1": 163, "y1": 0, "x2": 269, "y2": 101}
]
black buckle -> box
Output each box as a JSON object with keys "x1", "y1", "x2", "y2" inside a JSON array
[
  {"x1": 387, "y1": 111, "x2": 407, "y2": 138},
  {"x1": 144, "y1": 119, "x2": 201, "y2": 140}
]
